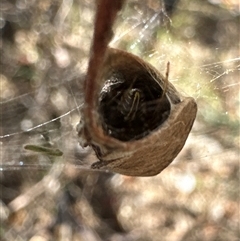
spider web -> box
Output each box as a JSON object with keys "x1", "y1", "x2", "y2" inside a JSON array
[
  {"x1": 1, "y1": 1, "x2": 239, "y2": 241},
  {"x1": 0, "y1": 0, "x2": 239, "y2": 173}
]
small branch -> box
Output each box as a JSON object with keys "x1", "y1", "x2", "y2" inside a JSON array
[{"x1": 84, "y1": 0, "x2": 125, "y2": 132}]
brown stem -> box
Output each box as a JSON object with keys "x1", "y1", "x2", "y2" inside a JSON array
[{"x1": 84, "y1": 0, "x2": 125, "y2": 132}]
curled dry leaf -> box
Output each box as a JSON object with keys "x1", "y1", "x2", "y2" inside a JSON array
[{"x1": 77, "y1": 48, "x2": 197, "y2": 176}]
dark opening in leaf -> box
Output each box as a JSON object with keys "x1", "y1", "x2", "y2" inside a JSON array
[{"x1": 99, "y1": 69, "x2": 171, "y2": 141}]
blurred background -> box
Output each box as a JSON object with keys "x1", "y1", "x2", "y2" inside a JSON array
[{"x1": 0, "y1": 0, "x2": 239, "y2": 240}]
